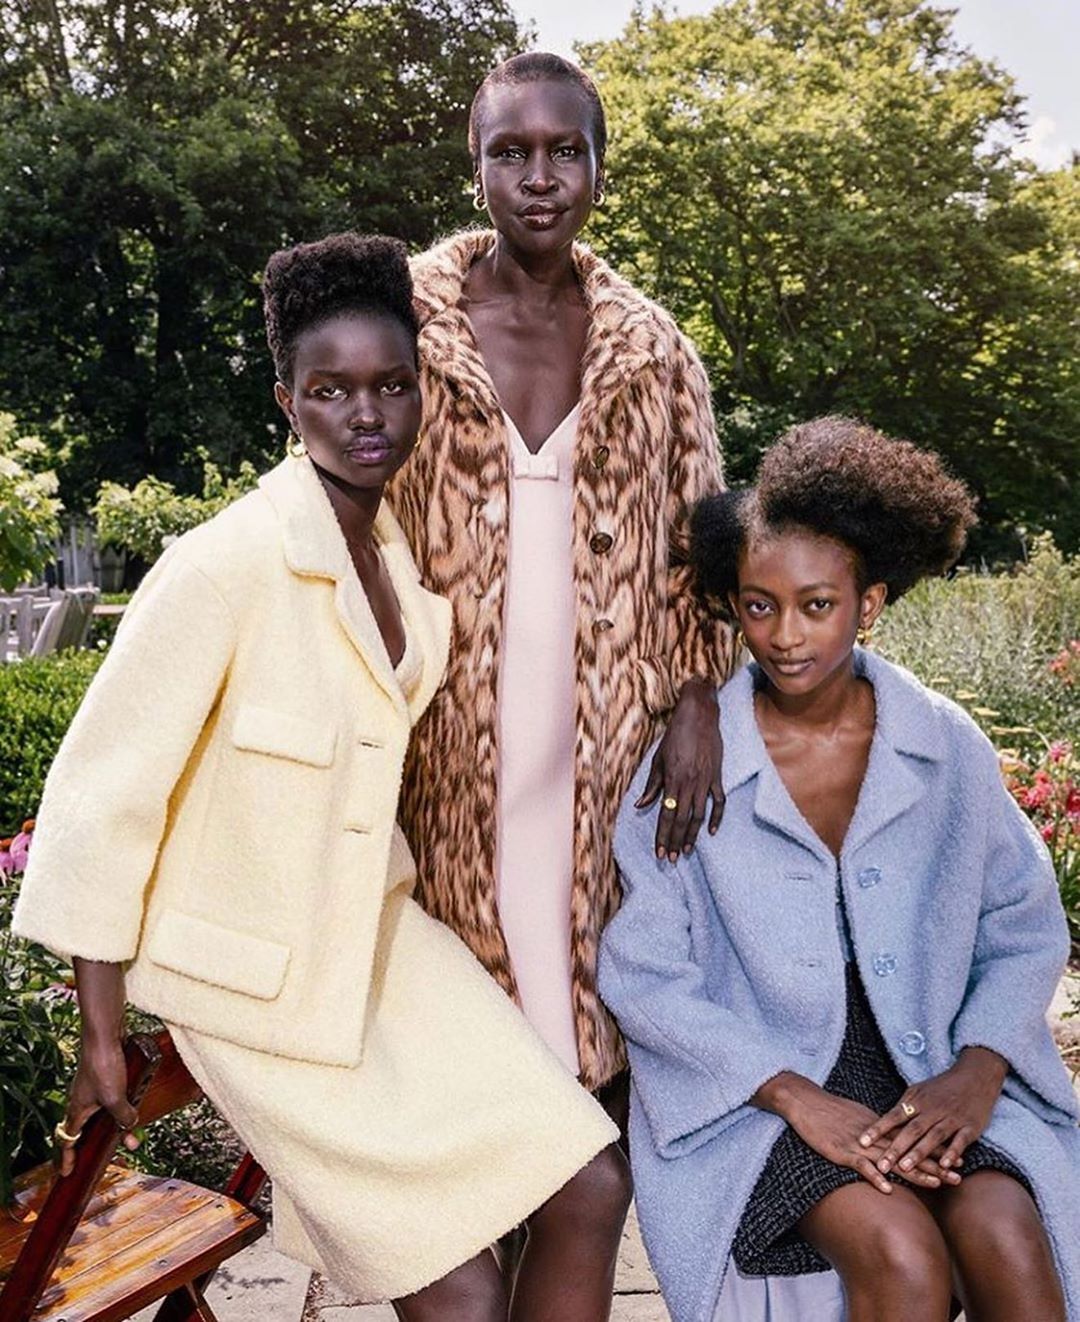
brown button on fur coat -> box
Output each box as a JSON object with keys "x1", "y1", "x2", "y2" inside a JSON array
[{"x1": 387, "y1": 229, "x2": 737, "y2": 1089}]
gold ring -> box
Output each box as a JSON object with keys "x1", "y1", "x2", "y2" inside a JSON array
[
  {"x1": 54, "y1": 1120, "x2": 83, "y2": 1145},
  {"x1": 662, "y1": 796, "x2": 678, "y2": 811},
  {"x1": 900, "y1": 1101, "x2": 917, "y2": 1119}
]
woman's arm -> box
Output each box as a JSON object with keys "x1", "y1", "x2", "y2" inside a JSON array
[
  {"x1": 639, "y1": 335, "x2": 738, "y2": 858},
  {"x1": 56, "y1": 959, "x2": 140, "y2": 1176},
  {"x1": 859, "y1": 727, "x2": 1076, "y2": 1171},
  {"x1": 13, "y1": 552, "x2": 236, "y2": 963}
]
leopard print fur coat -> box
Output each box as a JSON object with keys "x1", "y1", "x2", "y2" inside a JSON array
[{"x1": 387, "y1": 229, "x2": 737, "y2": 1089}]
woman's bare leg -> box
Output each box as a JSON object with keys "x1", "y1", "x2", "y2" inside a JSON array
[
  {"x1": 510, "y1": 1143, "x2": 632, "y2": 1322},
  {"x1": 928, "y1": 1170, "x2": 1065, "y2": 1322},
  {"x1": 798, "y1": 1182, "x2": 953, "y2": 1322},
  {"x1": 393, "y1": 1246, "x2": 508, "y2": 1322}
]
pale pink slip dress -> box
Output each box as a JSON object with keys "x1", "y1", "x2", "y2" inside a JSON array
[{"x1": 495, "y1": 405, "x2": 582, "y2": 1076}]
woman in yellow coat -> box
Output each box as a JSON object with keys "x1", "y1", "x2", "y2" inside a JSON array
[{"x1": 12, "y1": 234, "x2": 621, "y2": 1319}]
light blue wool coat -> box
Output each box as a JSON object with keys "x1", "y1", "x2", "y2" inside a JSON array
[{"x1": 599, "y1": 649, "x2": 1080, "y2": 1322}]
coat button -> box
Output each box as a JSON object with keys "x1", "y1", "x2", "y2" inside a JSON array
[
  {"x1": 872, "y1": 952, "x2": 898, "y2": 977},
  {"x1": 593, "y1": 445, "x2": 610, "y2": 469},
  {"x1": 857, "y1": 866, "x2": 882, "y2": 889},
  {"x1": 589, "y1": 532, "x2": 614, "y2": 555},
  {"x1": 594, "y1": 618, "x2": 614, "y2": 634},
  {"x1": 898, "y1": 1030, "x2": 926, "y2": 1056}
]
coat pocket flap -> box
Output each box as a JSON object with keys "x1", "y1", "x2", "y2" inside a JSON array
[
  {"x1": 147, "y1": 909, "x2": 290, "y2": 1001},
  {"x1": 231, "y1": 704, "x2": 336, "y2": 767}
]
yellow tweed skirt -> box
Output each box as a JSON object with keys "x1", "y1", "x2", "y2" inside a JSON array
[{"x1": 168, "y1": 882, "x2": 616, "y2": 1301}]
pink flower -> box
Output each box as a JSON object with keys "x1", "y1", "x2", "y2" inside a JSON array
[
  {"x1": 1049, "y1": 741, "x2": 1070, "y2": 764},
  {"x1": 0, "y1": 845, "x2": 12, "y2": 874},
  {"x1": 1041, "y1": 823, "x2": 1056, "y2": 843},
  {"x1": 9, "y1": 830, "x2": 31, "y2": 873}
]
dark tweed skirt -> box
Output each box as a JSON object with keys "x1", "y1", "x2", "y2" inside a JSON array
[{"x1": 732, "y1": 962, "x2": 1027, "y2": 1276}]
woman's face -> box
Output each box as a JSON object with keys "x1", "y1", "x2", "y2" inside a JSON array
[
  {"x1": 730, "y1": 529, "x2": 886, "y2": 699},
  {"x1": 274, "y1": 312, "x2": 421, "y2": 492},
  {"x1": 474, "y1": 78, "x2": 601, "y2": 253}
]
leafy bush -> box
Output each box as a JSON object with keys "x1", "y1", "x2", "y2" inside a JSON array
[
  {"x1": 0, "y1": 414, "x2": 63, "y2": 590},
  {"x1": 0, "y1": 858, "x2": 80, "y2": 1205},
  {"x1": 875, "y1": 535, "x2": 1080, "y2": 755},
  {"x1": 0, "y1": 652, "x2": 104, "y2": 835},
  {"x1": 92, "y1": 454, "x2": 258, "y2": 565}
]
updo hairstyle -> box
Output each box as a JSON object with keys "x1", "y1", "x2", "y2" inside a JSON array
[{"x1": 262, "y1": 232, "x2": 418, "y2": 386}]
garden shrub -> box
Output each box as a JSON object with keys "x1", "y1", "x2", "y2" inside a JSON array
[
  {"x1": 0, "y1": 864, "x2": 79, "y2": 1204},
  {"x1": 0, "y1": 652, "x2": 104, "y2": 834},
  {"x1": 875, "y1": 534, "x2": 1079, "y2": 751}
]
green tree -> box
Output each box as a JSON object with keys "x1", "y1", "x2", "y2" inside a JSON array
[
  {"x1": 0, "y1": 414, "x2": 62, "y2": 590},
  {"x1": 584, "y1": 0, "x2": 1080, "y2": 555},
  {"x1": 0, "y1": 0, "x2": 522, "y2": 506}
]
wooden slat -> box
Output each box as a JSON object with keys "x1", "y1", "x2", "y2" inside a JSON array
[
  {"x1": 2, "y1": 1167, "x2": 146, "y2": 1262},
  {"x1": 34, "y1": 1198, "x2": 264, "y2": 1322}
]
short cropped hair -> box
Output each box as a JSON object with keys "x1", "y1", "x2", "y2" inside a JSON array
[
  {"x1": 262, "y1": 232, "x2": 418, "y2": 385},
  {"x1": 691, "y1": 416, "x2": 977, "y2": 610},
  {"x1": 468, "y1": 52, "x2": 607, "y2": 163}
]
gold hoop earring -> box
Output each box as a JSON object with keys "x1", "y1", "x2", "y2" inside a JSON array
[
  {"x1": 286, "y1": 431, "x2": 307, "y2": 459},
  {"x1": 857, "y1": 625, "x2": 872, "y2": 646},
  {"x1": 593, "y1": 186, "x2": 605, "y2": 207},
  {"x1": 472, "y1": 187, "x2": 486, "y2": 212},
  {"x1": 735, "y1": 626, "x2": 745, "y2": 649}
]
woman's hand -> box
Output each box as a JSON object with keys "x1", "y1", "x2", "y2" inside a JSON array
[
  {"x1": 56, "y1": 957, "x2": 140, "y2": 1176},
  {"x1": 858, "y1": 1047, "x2": 1009, "y2": 1178},
  {"x1": 58, "y1": 1038, "x2": 140, "y2": 1176},
  {"x1": 754, "y1": 1073, "x2": 960, "y2": 1195},
  {"x1": 637, "y1": 678, "x2": 724, "y2": 861}
]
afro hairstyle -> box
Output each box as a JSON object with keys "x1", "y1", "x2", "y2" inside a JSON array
[{"x1": 691, "y1": 416, "x2": 977, "y2": 611}]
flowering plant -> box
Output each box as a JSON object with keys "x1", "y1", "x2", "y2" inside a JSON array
[{"x1": 998, "y1": 740, "x2": 1080, "y2": 942}]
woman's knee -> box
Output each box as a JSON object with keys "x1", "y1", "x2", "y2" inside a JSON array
[
  {"x1": 803, "y1": 1186, "x2": 951, "y2": 1302},
  {"x1": 940, "y1": 1172, "x2": 1063, "y2": 1306},
  {"x1": 539, "y1": 1143, "x2": 632, "y2": 1233}
]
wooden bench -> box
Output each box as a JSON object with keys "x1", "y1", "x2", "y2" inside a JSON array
[{"x1": 0, "y1": 1032, "x2": 267, "y2": 1322}]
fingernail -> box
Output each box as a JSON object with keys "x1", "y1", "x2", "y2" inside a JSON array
[
  {"x1": 859, "y1": 1134, "x2": 871, "y2": 1146},
  {"x1": 900, "y1": 1158, "x2": 913, "y2": 1170},
  {"x1": 877, "y1": 1159, "x2": 889, "y2": 1172},
  {"x1": 940, "y1": 1157, "x2": 950, "y2": 1168},
  {"x1": 683, "y1": 845, "x2": 693, "y2": 855},
  {"x1": 656, "y1": 849, "x2": 664, "y2": 859}
]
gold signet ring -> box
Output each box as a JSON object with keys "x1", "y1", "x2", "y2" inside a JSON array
[
  {"x1": 900, "y1": 1101, "x2": 917, "y2": 1118},
  {"x1": 662, "y1": 796, "x2": 678, "y2": 811},
  {"x1": 54, "y1": 1120, "x2": 83, "y2": 1145}
]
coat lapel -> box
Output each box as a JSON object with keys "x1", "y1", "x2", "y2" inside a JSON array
[
  {"x1": 719, "y1": 651, "x2": 945, "y2": 864},
  {"x1": 411, "y1": 230, "x2": 660, "y2": 428},
  {"x1": 841, "y1": 649, "x2": 944, "y2": 857},
  {"x1": 259, "y1": 458, "x2": 449, "y2": 718}
]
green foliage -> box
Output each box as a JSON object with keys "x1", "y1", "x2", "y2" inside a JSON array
[
  {"x1": 92, "y1": 454, "x2": 259, "y2": 562},
  {"x1": 0, "y1": 413, "x2": 62, "y2": 590},
  {"x1": 0, "y1": 870, "x2": 80, "y2": 1205},
  {"x1": 0, "y1": 652, "x2": 104, "y2": 835},
  {"x1": 584, "y1": 0, "x2": 1080, "y2": 554},
  {"x1": 874, "y1": 535, "x2": 1080, "y2": 753},
  {"x1": 0, "y1": 0, "x2": 523, "y2": 507}
]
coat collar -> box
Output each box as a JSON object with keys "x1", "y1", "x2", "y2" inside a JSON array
[
  {"x1": 719, "y1": 649, "x2": 946, "y2": 863},
  {"x1": 411, "y1": 229, "x2": 666, "y2": 426},
  {"x1": 258, "y1": 456, "x2": 449, "y2": 721}
]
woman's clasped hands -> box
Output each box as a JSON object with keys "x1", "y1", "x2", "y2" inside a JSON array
[{"x1": 857, "y1": 1045, "x2": 1009, "y2": 1183}]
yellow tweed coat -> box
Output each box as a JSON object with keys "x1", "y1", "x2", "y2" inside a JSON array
[
  {"x1": 14, "y1": 455, "x2": 618, "y2": 1296},
  {"x1": 14, "y1": 455, "x2": 453, "y2": 1065},
  {"x1": 388, "y1": 230, "x2": 738, "y2": 1090}
]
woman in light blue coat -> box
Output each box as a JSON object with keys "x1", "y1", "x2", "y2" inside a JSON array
[{"x1": 600, "y1": 417, "x2": 1080, "y2": 1322}]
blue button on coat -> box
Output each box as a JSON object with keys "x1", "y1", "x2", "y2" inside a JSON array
[{"x1": 599, "y1": 651, "x2": 1080, "y2": 1322}]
